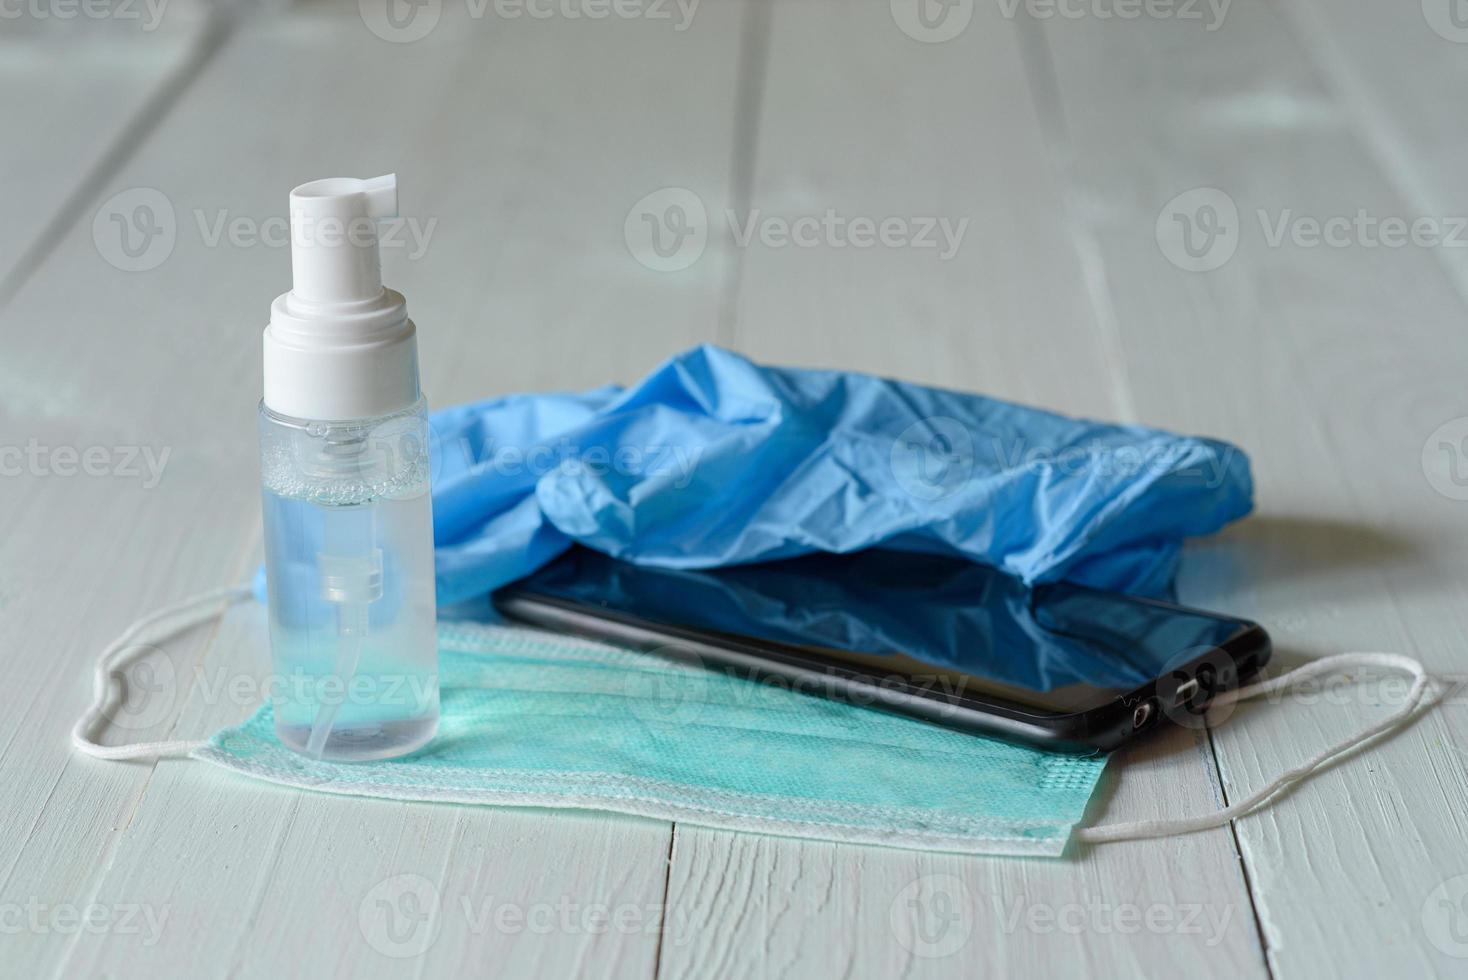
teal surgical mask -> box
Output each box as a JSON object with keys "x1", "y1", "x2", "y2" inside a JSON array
[
  {"x1": 73, "y1": 588, "x2": 1438, "y2": 857},
  {"x1": 202, "y1": 622, "x2": 1107, "y2": 856}
]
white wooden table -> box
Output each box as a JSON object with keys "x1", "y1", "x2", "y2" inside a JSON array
[{"x1": 5, "y1": 1, "x2": 1468, "y2": 976}]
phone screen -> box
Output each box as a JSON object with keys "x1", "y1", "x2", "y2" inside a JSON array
[{"x1": 507, "y1": 547, "x2": 1256, "y2": 714}]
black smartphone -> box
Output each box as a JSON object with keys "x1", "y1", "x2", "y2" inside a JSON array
[{"x1": 493, "y1": 547, "x2": 1270, "y2": 753}]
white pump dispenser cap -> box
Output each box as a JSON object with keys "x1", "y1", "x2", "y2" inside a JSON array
[{"x1": 262, "y1": 174, "x2": 421, "y2": 421}]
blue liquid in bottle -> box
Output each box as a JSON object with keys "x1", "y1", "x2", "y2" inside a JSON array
[{"x1": 259, "y1": 401, "x2": 438, "y2": 761}]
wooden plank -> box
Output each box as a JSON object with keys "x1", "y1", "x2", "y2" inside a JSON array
[
  {"x1": 0, "y1": 8, "x2": 215, "y2": 302},
  {"x1": 0, "y1": 16, "x2": 235, "y2": 980},
  {"x1": 1027, "y1": 1, "x2": 1468, "y2": 975},
  {"x1": 1280, "y1": 0, "x2": 1468, "y2": 306},
  {"x1": 0, "y1": 3, "x2": 747, "y2": 976},
  {"x1": 664, "y1": 729, "x2": 1262, "y2": 978},
  {"x1": 13, "y1": 1, "x2": 1464, "y2": 977},
  {"x1": 717, "y1": 0, "x2": 1123, "y2": 420},
  {"x1": 658, "y1": 3, "x2": 1268, "y2": 977}
]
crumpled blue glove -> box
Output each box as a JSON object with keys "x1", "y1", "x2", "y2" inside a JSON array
[{"x1": 419, "y1": 345, "x2": 1251, "y2": 604}]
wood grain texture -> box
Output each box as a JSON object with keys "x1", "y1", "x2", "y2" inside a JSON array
[
  {"x1": 3, "y1": 3, "x2": 746, "y2": 976},
  {"x1": 657, "y1": 3, "x2": 1266, "y2": 978},
  {"x1": 0, "y1": 14, "x2": 233, "y2": 980},
  {"x1": 1280, "y1": 0, "x2": 1468, "y2": 309},
  {"x1": 5, "y1": 0, "x2": 1468, "y2": 977},
  {"x1": 0, "y1": 7, "x2": 215, "y2": 304},
  {"x1": 1027, "y1": 0, "x2": 1468, "y2": 975}
]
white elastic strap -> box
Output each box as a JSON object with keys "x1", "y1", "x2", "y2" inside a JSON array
[
  {"x1": 71, "y1": 585, "x2": 255, "y2": 761},
  {"x1": 1076, "y1": 651, "x2": 1442, "y2": 845}
]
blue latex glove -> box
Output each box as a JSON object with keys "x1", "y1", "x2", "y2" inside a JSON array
[
  {"x1": 252, "y1": 345, "x2": 1251, "y2": 603},
  {"x1": 421, "y1": 345, "x2": 1251, "y2": 604}
]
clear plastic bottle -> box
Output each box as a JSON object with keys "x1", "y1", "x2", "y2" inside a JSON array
[
  {"x1": 259, "y1": 174, "x2": 438, "y2": 761},
  {"x1": 259, "y1": 400, "x2": 438, "y2": 760}
]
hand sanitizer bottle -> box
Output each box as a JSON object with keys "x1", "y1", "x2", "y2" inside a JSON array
[{"x1": 259, "y1": 174, "x2": 438, "y2": 761}]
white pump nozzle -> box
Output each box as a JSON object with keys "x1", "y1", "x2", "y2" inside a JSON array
[
  {"x1": 263, "y1": 174, "x2": 422, "y2": 422},
  {"x1": 289, "y1": 174, "x2": 398, "y2": 306}
]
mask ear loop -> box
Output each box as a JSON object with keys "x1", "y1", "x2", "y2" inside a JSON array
[
  {"x1": 1076, "y1": 652, "x2": 1443, "y2": 845},
  {"x1": 79, "y1": 591, "x2": 1446, "y2": 847},
  {"x1": 72, "y1": 585, "x2": 255, "y2": 761}
]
